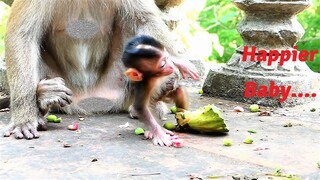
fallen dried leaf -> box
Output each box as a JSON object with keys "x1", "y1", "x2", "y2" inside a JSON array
[
  {"x1": 63, "y1": 143, "x2": 72, "y2": 148},
  {"x1": 259, "y1": 111, "x2": 271, "y2": 116},
  {"x1": 189, "y1": 174, "x2": 202, "y2": 180}
]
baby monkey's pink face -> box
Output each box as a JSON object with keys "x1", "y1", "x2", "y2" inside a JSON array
[
  {"x1": 156, "y1": 50, "x2": 174, "y2": 76},
  {"x1": 138, "y1": 48, "x2": 174, "y2": 77}
]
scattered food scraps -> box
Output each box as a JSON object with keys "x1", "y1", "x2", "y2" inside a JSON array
[
  {"x1": 248, "y1": 130, "x2": 257, "y2": 133},
  {"x1": 91, "y1": 158, "x2": 98, "y2": 162},
  {"x1": 249, "y1": 104, "x2": 259, "y2": 112},
  {"x1": 47, "y1": 115, "x2": 62, "y2": 123},
  {"x1": 68, "y1": 122, "x2": 79, "y2": 131},
  {"x1": 189, "y1": 174, "x2": 202, "y2": 180},
  {"x1": 259, "y1": 111, "x2": 271, "y2": 116},
  {"x1": 310, "y1": 108, "x2": 316, "y2": 112},
  {"x1": 223, "y1": 139, "x2": 233, "y2": 146},
  {"x1": 47, "y1": 115, "x2": 57, "y2": 122},
  {"x1": 207, "y1": 175, "x2": 225, "y2": 179},
  {"x1": 54, "y1": 117, "x2": 62, "y2": 123},
  {"x1": 134, "y1": 127, "x2": 144, "y2": 135},
  {"x1": 253, "y1": 147, "x2": 270, "y2": 151},
  {"x1": 283, "y1": 122, "x2": 293, "y2": 127},
  {"x1": 163, "y1": 122, "x2": 176, "y2": 130},
  {"x1": 266, "y1": 168, "x2": 300, "y2": 179},
  {"x1": 63, "y1": 143, "x2": 72, "y2": 148},
  {"x1": 78, "y1": 116, "x2": 85, "y2": 121},
  {"x1": 170, "y1": 106, "x2": 177, "y2": 114},
  {"x1": 243, "y1": 136, "x2": 253, "y2": 144},
  {"x1": 198, "y1": 89, "x2": 203, "y2": 94},
  {"x1": 231, "y1": 176, "x2": 241, "y2": 180},
  {"x1": 172, "y1": 139, "x2": 183, "y2": 148},
  {"x1": 233, "y1": 106, "x2": 244, "y2": 112},
  {"x1": 118, "y1": 122, "x2": 129, "y2": 128},
  {"x1": 317, "y1": 161, "x2": 320, "y2": 169}
]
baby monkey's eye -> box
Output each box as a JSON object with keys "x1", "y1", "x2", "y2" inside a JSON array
[{"x1": 160, "y1": 60, "x2": 166, "y2": 69}]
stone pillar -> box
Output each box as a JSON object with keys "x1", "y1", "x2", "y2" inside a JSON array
[{"x1": 203, "y1": 0, "x2": 318, "y2": 107}]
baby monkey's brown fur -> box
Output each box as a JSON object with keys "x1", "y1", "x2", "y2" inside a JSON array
[{"x1": 122, "y1": 35, "x2": 188, "y2": 146}]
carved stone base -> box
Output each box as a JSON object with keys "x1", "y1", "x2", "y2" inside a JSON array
[{"x1": 203, "y1": 67, "x2": 320, "y2": 107}]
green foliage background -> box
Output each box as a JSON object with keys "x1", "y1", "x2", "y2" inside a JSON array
[
  {"x1": 297, "y1": 0, "x2": 320, "y2": 72},
  {"x1": 0, "y1": 1, "x2": 319, "y2": 71},
  {"x1": 197, "y1": 0, "x2": 243, "y2": 63},
  {"x1": 197, "y1": 0, "x2": 320, "y2": 71}
]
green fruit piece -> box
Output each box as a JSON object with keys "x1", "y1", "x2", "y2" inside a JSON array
[
  {"x1": 53, "y1": 117, "x2": 62, "y2": 123},
  {"x1": 223, "y1": 139, "x2": 233, "y2": 146},
  {"x1": 249, "y1": 104, "x2": 259, "y2": 112},
  {"x1": 317, "y1": 161, "x2": 320, "y2": 169},
  {"x1": 175, "y1": 104, "x2": 229, "y2": 133},
  {"x1": 310, "y1": 108, "x2": 316, "y2": 112},
  {"x1": 243, "y1": 136, "x2": 253, "y2": 144},
  {"x1": 134, "y1": 128, "x2": 144, "y2": 135},
  {"x1": 170, "y1": 106, "x2": 177, "y2": 114},
  {"x1": 47, "y1": 115, "x2": 58, "y2": 122},
  {"x1": 198, "y1": 89, "x2": 203, "y2": 94},
  {"x1": 248, "y1": 130, "x2": 257, "y2": 133},
  {"x1": 163, "y1": 122, "x2": 176, "y2": 130},
  {"x1": 181, "y1": 113, "x2": 186, "y2": 119}
]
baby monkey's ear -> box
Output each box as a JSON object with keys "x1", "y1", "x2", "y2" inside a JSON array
[{"x1": 124, "y1": 68, "x2": 143, "y2": 81}]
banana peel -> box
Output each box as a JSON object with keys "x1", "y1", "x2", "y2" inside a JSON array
[{"x1": 175, "y1": 104, "x2": 229, "y2": 133}]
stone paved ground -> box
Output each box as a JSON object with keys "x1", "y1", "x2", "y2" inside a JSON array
[{"x1": 0, "y1": 88, "x2": 320, "y2": 179}]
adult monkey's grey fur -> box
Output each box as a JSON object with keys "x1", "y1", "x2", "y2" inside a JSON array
[
  {"x1": 1, "y1": 0, "x2": 184, "y2": 8},
  {"x1": 2, "y1": 0, "x2": 197, "y2": 147}
]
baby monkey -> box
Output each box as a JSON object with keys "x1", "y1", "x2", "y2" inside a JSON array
[{"x1": 122, "y1": 35, "x2": 189, "y2": 146}]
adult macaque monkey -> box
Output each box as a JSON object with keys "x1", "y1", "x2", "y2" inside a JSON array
[
  {"x1": 3, "y1": 0, "x2": 199, "y2": 142},
  {"x1": 122, "y1": 35, "x2": 189, "y2": 146}
]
